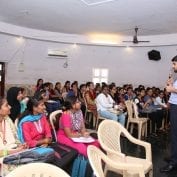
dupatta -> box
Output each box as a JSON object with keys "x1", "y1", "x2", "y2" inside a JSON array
[{"x1": 17, "y1": 114, "x2": 42, "y2": 143}]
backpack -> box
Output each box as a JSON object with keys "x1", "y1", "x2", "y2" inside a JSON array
[
  {"x1": 71, "y1": 155, "x2": 93, "y2": 177},
  {"x1": 3, "y1": 147, "x2": 55, "y2": 165}
]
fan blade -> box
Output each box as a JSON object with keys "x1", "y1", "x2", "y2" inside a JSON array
[
  {"x1": 122, "y1": 41, "x2": 133, "y2": 42},
  {"x1": 138, "y1": 41, "x2": 150, "y2": 42}
]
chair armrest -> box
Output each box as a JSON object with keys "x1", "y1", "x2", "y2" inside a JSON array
[
  {"x1": 106, "y1": 149, "x2": 126, "y2": 161},
  {"x1": 122, "y1": 129, "x2": 152, "y2": 162}
]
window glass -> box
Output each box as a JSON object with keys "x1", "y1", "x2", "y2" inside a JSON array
[
  {"x1": 94, "y1": 69, "x2": 100, "y2": 77},
  {"x1": 101, "y1": 69, "x2": 108, "y2": 77},
  {"x1": 92, "y1": 68, "x2": 108, "y2": 84}
]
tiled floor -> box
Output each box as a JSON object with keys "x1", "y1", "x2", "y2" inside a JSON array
[{"x1": 107, "y1": 130, "x2": 177, "y2": 177}]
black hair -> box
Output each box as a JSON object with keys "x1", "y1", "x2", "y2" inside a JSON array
[
  {"x1": 18, "y1": 96, "x2": 44, "y2": 123},
  {"x1": 36, "y1": 78, "x2": 43, "y2": 87},
  {"x1": 64, "y1": 80, "x2": 70, "y2": 86},
  {"x1": 71, "y1": 82, "x2": 76, "y2": 88},
  {"x1": 62, "y1": 96, "x2": 77, "y2": 111},
  {"x1": 43, "y1": 82, "x2": 50, "y2": 88},
  {"x1": 34, "y1": 89, "x2": 46, "y2": 100},
  {"x1": 55, "y1": 82, "x2": 61, "y2": 87},
  {"x1": 7, "y1": 87, "x2": 21, "y2": 122},
  {"x1": 0, "y1": 97, "x2": 6, "y2": 109},
  {"x1": 79, "y1": 84, "x2": 86, "y2": 90},
  {"x1": 101, "y1": 84, "x2": 108, "y2": 91},
  {"x1": 109, "y1": 84, "x2": 116, "y2": 90},
  {"x1": 86, "y1": 82, "x2": 92, "y2": 88},
  {"x1": 171, "y1": 55, "x2": 177, "y2": 62}
]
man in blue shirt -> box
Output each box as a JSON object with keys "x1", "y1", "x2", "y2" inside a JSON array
[{"x1": 161, "y1": 55, "x2": 177, "y2": 173}]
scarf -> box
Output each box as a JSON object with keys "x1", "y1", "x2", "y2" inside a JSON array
[
  {"x1": 71, "y1": 110, "x2": 83, "y2": 131},
  {"x1": 17, "y1": 114, "x2": 42, "y2": 143}
]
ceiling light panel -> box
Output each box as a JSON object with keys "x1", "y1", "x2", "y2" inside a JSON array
[{"x1": 80, "y1": 0, "x2": 118, "y2": 6}]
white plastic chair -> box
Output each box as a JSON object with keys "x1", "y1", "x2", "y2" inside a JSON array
[
  {"x1": 88, "y1": 145, "x2": 146, "y2": 177},
  {"x1": 98, "y1": 119, "x2": 153, "y2": 177},
  {"x1": 95, "y1": 112, "x2": 106, "y2": 130},
  {"x1": 6, "y1": 162, "x2": 70, "y2": 177},
  {"x1": 125, "y1": 100, "x2": 148, "y2": 139},
  {"x1": 49, "y1": 110, "x2": 63, "y2": 141}
]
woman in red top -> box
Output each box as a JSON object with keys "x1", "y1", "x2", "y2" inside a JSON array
[{"x1": 17, "y1": 96, "x2": 52, "y2": 148}]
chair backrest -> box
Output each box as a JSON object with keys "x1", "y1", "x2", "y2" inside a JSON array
[
  {"x1": 132, "y1": 102, "x2": 140, "y2": 118},
  {"x1": 49, "y1": 110, "x2": 63, "y2": 142},
  {"x1": 125, "y1": 100, "x2": 134, "y2": 118},
  {"x1": 125, "y1": 100, "x2": 143, "y2": 119},
  {"x1": 98, "y1": 120, "x2": 140, "y2": 155},
  {"x1": 6, "y1": 162, "x2": 70, "y2": 177},
  {"x1": 98, "y1": 119, "x2": 123, "y2": 153}
]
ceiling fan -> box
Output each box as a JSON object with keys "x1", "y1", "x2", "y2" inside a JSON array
[{"x1": 122, "y1": 27, "x2": 150, "y2": 44}]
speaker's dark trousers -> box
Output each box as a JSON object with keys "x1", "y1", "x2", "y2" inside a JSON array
[{"x1": 170, "y1": 103, "x2": 177, "y2": 165}]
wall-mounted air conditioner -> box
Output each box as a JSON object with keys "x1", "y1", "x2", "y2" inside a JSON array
[{"x1": 47, "y1": 49, "x2": 68, "y2": 58}]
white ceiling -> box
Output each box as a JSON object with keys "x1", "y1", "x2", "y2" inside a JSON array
[{"x1": 0, "y1": 0, "x2": 177, "y2": 37}]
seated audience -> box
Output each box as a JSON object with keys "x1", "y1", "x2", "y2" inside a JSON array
[
  {"x1": 94, "y1": 83, "x2": 101, "y2": 96},
  {"x1": 7, "y1": 87, "x2": 23, "y2": 122},
  {"x1": 67, "y1": 82, "x2": 78, "y2": 98},
  {"x1": 35, "y1": 78, "x2": 43, "y2": 92},
  {"x1": 78, "y1": 84, "x2": 86, "y2": 116},
  {"x1": 54, "y1": 82, "x2": 63, "y2": 104},
  {"x1": 57, "y1": 96, "x2": 99, "y2": 157},
  {"x1": 109, "y1": 84, "x2": 126, "y2": 111},
  {"x1": 124, "y1": 86, "x2": 134, "y2": 101},
  {"x1": 49, "y1": 82, "x2": 61, "y2": 102},
  {"x1": 96, "y1": 85, "x2": 126, "y2": 126},
  {"x1": 154, "y1": 90, "x2": 168, "y2": 109},
  {"x1": 84, "y1": 82, "x2": 97, "y2": 119},
  {"x1": 135, "y1": 88, "x2": 164, "y2": 135},
  {"x1": 20, "y1": 87, "x2": 29, "y2": 113},
  {"x1": 117, "y1": 87, "x2": 126, "y2": 105},
  {"x1": 62, "y1": 81, "x2": 71, "y2": 100}
]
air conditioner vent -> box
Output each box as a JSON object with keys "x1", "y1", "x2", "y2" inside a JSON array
[{"x1": 48, "y1": 49, "x2": 68, "y2": 58}]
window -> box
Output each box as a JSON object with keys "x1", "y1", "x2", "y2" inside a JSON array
[{"x1": 92, "y1": 68, "x2": 108, "y2": 84}]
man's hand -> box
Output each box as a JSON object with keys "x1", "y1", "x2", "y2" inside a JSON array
[
  {"x1": 166, "y1": 78, "x2": 173, "y2": 86},
  {"x1": 166, "y1": 85, "x2": 175, "y2": 93}
]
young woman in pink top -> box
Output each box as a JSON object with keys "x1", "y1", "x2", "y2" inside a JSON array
[{"x1": 57, "y1": 96, "x2": 99, "y2": 157}]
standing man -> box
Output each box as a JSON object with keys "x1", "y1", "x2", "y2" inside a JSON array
[{"x1": 161, "y1": 55, "x2": 177, "y2": 173}]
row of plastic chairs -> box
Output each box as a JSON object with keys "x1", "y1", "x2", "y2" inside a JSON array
[{"x1": 85, "y1": 99, "x2": 149, "y2": 139}]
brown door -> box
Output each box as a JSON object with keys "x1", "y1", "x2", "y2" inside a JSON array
[{"x1": 0, "y1": 62, "x2": 5, "y2": 97}]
